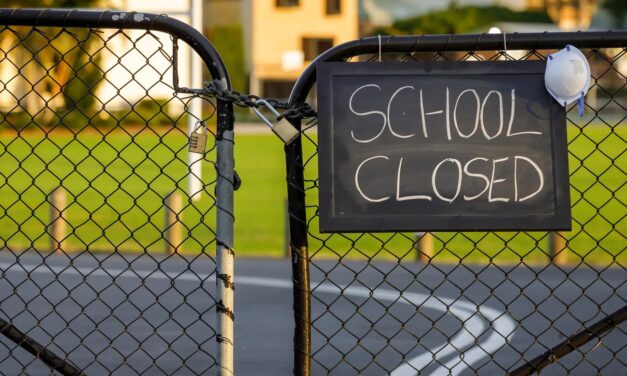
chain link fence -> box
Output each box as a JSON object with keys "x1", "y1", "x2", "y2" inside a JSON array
[
  {"x1": 0, "y1": 10, "x2": 234, "y2": 375},
  {"x1": 0, "y1": 8, "x2": 625, "y2": 376},
  {"x1": 285, "y1": 34, "x2": 626, "y2": 375}
]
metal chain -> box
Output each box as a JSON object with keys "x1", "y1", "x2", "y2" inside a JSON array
[{"x1": 202, "y1": 81, "x2": 317, "y2": 121}]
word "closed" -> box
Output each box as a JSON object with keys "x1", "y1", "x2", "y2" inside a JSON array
[{"x1": 354, "y1": 155, "x2": 544, "y2": 204}]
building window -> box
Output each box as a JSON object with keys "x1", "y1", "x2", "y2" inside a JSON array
[
  {"x1": 326, "y1": 0, "x2": 341, "y2": 15},
  {"x1": 302, "y1": 38, "x2": 334, "y2": 61},
  {"x1": 276, "y1": 0, "x2": 299, "y2": 7},
  {"x1": 262, "y1": 80, "x2": 295, "y2": 100}
]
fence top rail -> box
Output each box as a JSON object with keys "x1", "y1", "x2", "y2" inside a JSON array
[
  {"x1": 288, "y1": 30, "x2": 627, "y2": 105},
  {"x1": 0, "y1": 8, "x2": 230, "y2": 90}
]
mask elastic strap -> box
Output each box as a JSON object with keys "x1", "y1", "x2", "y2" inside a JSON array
[
  {"x1": 503, "y1": 32, "x2": 507, "y2": 57},
  {"x1": 578, "y1": 92, "x2": 585, "y2": 117}
]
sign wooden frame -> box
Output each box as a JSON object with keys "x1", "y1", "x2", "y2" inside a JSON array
[{"x1": 316, "y1": 61, "x2": 571, "y2": 232}]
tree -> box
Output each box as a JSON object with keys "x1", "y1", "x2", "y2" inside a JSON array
[
  {"x1": 602, "y1": 0, "x2": 627, "y2": 28},
  {"x1": 0, "y1": 0, "x2": 99, "y2": 7},
  {"x1": 209, "y1": 25, "x2": 247, "y2": 93},
  {"x1": 373, "y1": 5, "x2": 552, "y2": 36}
]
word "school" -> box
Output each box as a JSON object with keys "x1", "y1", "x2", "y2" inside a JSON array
[{"x1": 348, "y1": 84, "x2": 542, "y2": 142}]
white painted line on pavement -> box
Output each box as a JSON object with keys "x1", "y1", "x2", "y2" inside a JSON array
[
  {"x1": 430, "y1": 305, "x2": 515, "y2": 376},
  {"x1": 0, "y1": 262, "x2": 516, "y2": 375}
]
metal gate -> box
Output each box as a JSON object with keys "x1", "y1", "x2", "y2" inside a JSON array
[
  {"x1": 0, "y1": 9, "x2": 234, "y2": 375},
  {"x1": 284, "y1": 32, "x2": 627, "y2": 375},
  {"x1": 1, "y1": 8, "x2": 626, "y2": 376}
]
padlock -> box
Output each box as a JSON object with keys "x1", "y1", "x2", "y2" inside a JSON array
[
  {"x1": 189, "y1": 121, "x2": 208, "y2": 154},
  {"x1": 271, "y1": 118, "x2": 300, "y2": 145},
  {"x1": 252, "y1": 100, "x2": 300, "y2": 145}
]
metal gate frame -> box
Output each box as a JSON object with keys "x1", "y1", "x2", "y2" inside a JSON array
[
  {"x1": 284, "y1": 31, "x2": 627, "y2": 376},
  {"x1": 0, "y1": 8, "x2": 235, "y2": 375}
]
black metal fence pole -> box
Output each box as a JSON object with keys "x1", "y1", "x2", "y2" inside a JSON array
[
  {"x1": 0, "y1": 318, "x2": 83, "y2": 376},
  {"x1": 285, "y1": 118, "x2": 311, "y2": 376},
  {"x1": 508, "y1": 305, "x2": 627, "y2": 376}
]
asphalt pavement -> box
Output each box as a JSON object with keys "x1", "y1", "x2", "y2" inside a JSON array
[{"x1": 0, "y1": 252, "x2": 624, "y2": 375}]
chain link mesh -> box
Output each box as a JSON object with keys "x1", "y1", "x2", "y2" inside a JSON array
[
  {"x1": 0, "y1": 24, "x2": 223, "y2": 374},
  {"x1": 292, "y1": 46, "x2": 626, "y2": 375},
  {"x1": 0, "y1": 13, "x2": 625, "y2": 376}
]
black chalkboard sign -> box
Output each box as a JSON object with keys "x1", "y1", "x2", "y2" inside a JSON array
[{"x1": 316, "y1": 61, "x2": 571, "y2": 232}]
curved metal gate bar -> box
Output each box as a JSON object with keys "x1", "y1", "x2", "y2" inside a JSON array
[
  {"x1": 285, "y1": 31, "x2": 627, "y2": 375},
  {"x1": 290, "y1": 31, "x2": 627, "y2": 102},
  {"x1": 0, "y1": 8, "x2": 234, "y2": 375},
  {"x1": 0, "y1": 9, "x2": 229, "y2": 81}
]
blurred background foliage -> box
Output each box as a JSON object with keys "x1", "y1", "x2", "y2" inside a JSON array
[
  {"x1": 373, "y1": 4, "x2": 552, "y2": 35},
  {"x1": 0, "y1": 0, "x2": 99, "y2": 7},
  {"x1": 206, "y1": 25, "x2": 255, "y2": 120},
  {"x1": 602, "y1": 0, "x2": 627, "y2": 28},
  {"x1": 208, "y1": 25, "x2": 246, "y2": 93}
]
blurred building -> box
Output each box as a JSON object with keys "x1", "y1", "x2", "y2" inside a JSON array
[
  {"x1": 102, "y1": 0, "x2": 195, "y2": 108},
  {"x1": 527, "y1": 0, "x2": 597, "y2": 30},
  {"x1": 0, "y1": 0, "x2": 358, "y2": 112},
  {"x1": 206, "y1": 0, "x2": 359, "y2": 98},
  {"x1": 0, "y1": 0, "x2": 195, "y2": 114}
]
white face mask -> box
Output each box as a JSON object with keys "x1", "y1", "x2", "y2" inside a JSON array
[{"x1": 545, "y1": 45, "x2": 590, "y2": 116}]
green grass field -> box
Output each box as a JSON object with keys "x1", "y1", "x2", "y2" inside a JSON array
[{"x1": 0, "y1": 123, "x2": 624, "y2": 265}]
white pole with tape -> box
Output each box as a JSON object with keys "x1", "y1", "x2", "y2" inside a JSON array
[{"x1": 188, "y1": 0, "x2": 203, "y2": 200}]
